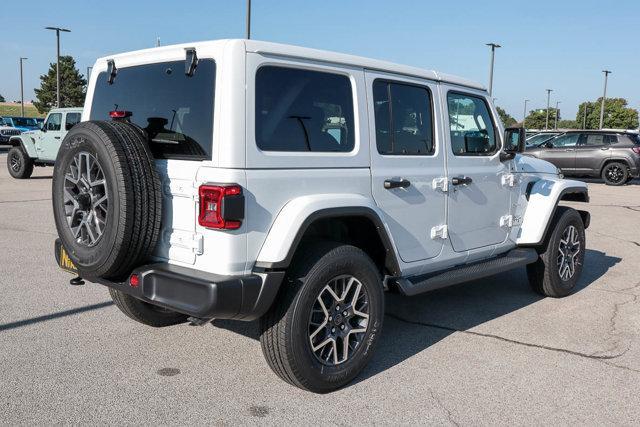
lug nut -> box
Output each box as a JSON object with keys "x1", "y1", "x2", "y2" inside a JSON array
[
  {"x1": 343, "y1": 310, "x2": 348, "y2": 316},
  {"x1": 340, "y1": 325, "x2": 345, "y2": 330},
  {"x1": 336, "y1": 305, "x2": 340, "y2": 311},
  {"x1": 329, "y1": 316, "x2": 333, "y2": 321},
  {"x1": 331, "y1": 327, "x2": 336, "y2": 333}
]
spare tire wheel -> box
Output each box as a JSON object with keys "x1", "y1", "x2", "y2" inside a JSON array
[{"x1": 52, "y1": 120, "x2": 162, "y2": 280}]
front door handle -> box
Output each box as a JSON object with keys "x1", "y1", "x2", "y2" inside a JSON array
[
  {"x1": 600, "y1": 147, "x2": 610, "y2": 150},
  {"x1": 565, "y1": 148, "x2": 574, "y2": 152},
  {"x1": 54, "y1": 136, "x2": 61, "y2": 139},
  {"x1": 451, "y1": 176, "x2": 473, "y2": 186},
  {"x1": 384, "y1": 179, "x2": 411, "y2": 189}
]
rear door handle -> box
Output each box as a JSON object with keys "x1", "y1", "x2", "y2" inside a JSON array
[
  {"x1": 564, "y1": 148, "x2": 574, "y2": 152},
  {"x1": 384, "y1": 179, "x2": 411, "y2": 189},
  {"x1": 600, "y1": 147, "x2": 610, "y2": 150},
  {"x1": 451, "y1": 176, "x2": 473, "y2": 186},
  {"x1": 54, "y1": 136, "x2": 61, "y2": 139}
]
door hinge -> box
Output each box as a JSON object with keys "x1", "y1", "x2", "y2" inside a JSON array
[
  {"x1": 432, "y1": 177, "x2": 448, "y2": 192},
  {"x1": 163, "y1": 180, "x2": 200, "y2": 200},
  {"x1": 499, "y1": 214, "x2": 513, "y2": 228},
  {"x1": 430, "y1": 225, "x2": 448, "y2": 239},
  {"x1": 501, "y1": 173, "x2": 517, "y2": 187}
]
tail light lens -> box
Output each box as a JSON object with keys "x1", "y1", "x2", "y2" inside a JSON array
[
  {"x1": 109, "y1": 110, "x2": 132, "y2": 119},
  {"x1": 632, "y1": 147, "x2": 640, "y2": 155},
  {"x1": 198, "y1": 184, "x2": 244, "y2": 230}
]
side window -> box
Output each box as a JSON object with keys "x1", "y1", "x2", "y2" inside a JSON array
[
  {"x1": 552, "y1": 134, "x2": 579, "y2": 147},
  {"x1": 583, "y1": 134, "x2": 606, "y2": 146},
  {"x1": 605, "y1": 134, "x2": 618, "y2": 145},
  {"x1": 372, "y1": 80, "x2": 434, "y2": 155},
  {"x1": 45, "y1": 113, "x2": 62, "y2": 131},
  {"x1": 447, "y1": 93, "x2": 497, "y2": 156},
  {"x1": 65, "y1": 113, "x2": 81, "y2": 131},
  {"x1": 255, "y1": 66, "x2": 354, "y2": 152}
]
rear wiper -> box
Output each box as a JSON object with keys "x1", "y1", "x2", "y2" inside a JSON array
[
  {"x1": 185, "y1": 48, "x2": 198, "y2": 77},
  {"x1": 107, "y1": 59, "x2": 117, "y2": 84}
]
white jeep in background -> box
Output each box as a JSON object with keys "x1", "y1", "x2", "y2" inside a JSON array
[
  {"x1": 52, "y1": 40, "x2": 589, "y2": 393},
  {"x1": 7, "y1": 107, "x2": 83, "y2": 179}
]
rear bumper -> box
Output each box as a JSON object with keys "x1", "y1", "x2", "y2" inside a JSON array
[{"x1": 55, "y1": 240, "x2": 284, "y2": 321}]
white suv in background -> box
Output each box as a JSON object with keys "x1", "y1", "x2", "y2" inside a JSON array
[{"x1": 52, "y1": 40, "x2": 590, "y2": 393}]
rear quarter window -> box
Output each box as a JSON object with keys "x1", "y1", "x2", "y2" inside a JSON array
[{"x1": 90, "y1": 59, "x2": 216, "y2": 160}]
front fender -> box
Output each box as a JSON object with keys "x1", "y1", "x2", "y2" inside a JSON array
[
  {"x1": 255, "y1": 194, "x2": 400, "y2": 273},
  {"x1": 9, "y1": 135, "x2": 38, "y2": 158},
  {"x1": 517, "y1": 178, "x2": 588, "y2": 246}
]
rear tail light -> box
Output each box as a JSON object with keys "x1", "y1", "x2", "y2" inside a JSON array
[
  {"x1": 198, "y1": 184, "x2": 244, "y2": 230},
  {"x1": 632, "y1": 147, "x2": 640, "y2": 155},
  {"x1": 129, "y1": 274, "x2": 140, "y2": 287},
  {"x1": 109, "y1": 110, "x2": 132, "y2": 119}
]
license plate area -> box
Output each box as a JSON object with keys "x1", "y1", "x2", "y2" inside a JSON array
[{"x1": 55, "y1": 239, "x2": 78, "y2": 274}]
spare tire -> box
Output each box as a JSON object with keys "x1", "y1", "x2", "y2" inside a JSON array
[{"x1": 52, "y1": 120, "x2": 162, "y2": 280}]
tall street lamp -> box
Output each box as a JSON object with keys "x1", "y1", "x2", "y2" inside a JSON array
[
  {"x1": 554, "y1": 101, "x2": 561, "y2": 130},
  {"x1": 45, "y1": 26, "x2": 71, "y2": 108},
  {"x1": 523, "y1": 99, "x2": 529, "y2": 127},
  {"x1": 545, "y1": 89, "x2": 553, "y2": 130},
  {"x1": 486, "y1": 43, "x2": 501, "y2": 96},
  {"x1": 599, "y1": 70, "x2": 612, "y2": 129},
  {"x1": 19, "y1": 57, "x2": 27, "y2": 117}
]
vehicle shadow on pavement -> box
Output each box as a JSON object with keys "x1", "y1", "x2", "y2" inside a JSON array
[{"x1": 212, "y1": 249, "x2": 620, "y2": 387}]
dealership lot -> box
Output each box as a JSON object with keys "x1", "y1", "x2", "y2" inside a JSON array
[{"x1": 0, "y1": 150, "x2": 639, "y2": 424}]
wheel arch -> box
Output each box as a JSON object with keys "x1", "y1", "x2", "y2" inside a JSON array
[
  {"x1": 517, "y1": 178, "x2": 589, "y2": 247},
  {"x1": 254, "y1": 198, "x2": 401, "y2": 277},
  {"x1": 600, "y1": 157, "x2": 631, "y2": 174},
  {"x1": 8, "y1": 136, "x2": 38, "y2": 158}
]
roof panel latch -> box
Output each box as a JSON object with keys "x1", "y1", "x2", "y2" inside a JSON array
[
  {"x1": 185, "y1": 47, "x2": 198, "y2": 77},
  {"x1": 107, "y1": 59, "x2": 117, "y2": 85}
]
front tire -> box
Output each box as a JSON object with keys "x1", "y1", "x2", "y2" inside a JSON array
[
  {"x1": 109, "y1": 288, "x2": 188, "y2": 327},
  {"x1": 527, "y1": 207, "x2": 585, "y2": 297},
  {"x1": 260, "y1": 243, "x2": 384, "y2": 393},
  {"x1": 601, "y1": 162, "x2": 628, "y2": 186},
  {"x1": 7, "y1": 146, "x2": 33, "y2": 179}
]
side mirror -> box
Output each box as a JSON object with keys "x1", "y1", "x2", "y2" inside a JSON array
[{"x1": 500, "y1": 127, "x2": 525, "y2": 161}]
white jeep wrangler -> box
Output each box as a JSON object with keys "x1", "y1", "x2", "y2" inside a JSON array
[{"x1": 52, "y1": 40, "x2": 589, "y2": 393}]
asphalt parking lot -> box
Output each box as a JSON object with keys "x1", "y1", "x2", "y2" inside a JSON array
[{"x1": 1, "y1": 149, "x2": 639, "y2": 425}]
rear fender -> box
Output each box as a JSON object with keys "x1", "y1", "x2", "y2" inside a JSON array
[
  {"x1": 254, "y1": 194, "x2": 401, "y2": 275},
  {"x1": 517, "y1": 178, "x2": 588, "y2": 246}
]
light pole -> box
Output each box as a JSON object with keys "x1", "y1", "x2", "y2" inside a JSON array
[
  {"x1": 246, "y1": 0, "x2": 252, "y2": 39},
  {"x1": 545, "y1": 89, "x2": 553, "y2": 130},
  {"x1": 523, "y1": 99, "x2": 529, "y2": 127},
  {"x1": 19, "y1": 57, "x2": 27, "y2": 117},
  {"x1": 599, "y1": 70, "x2": 612, "y2": 129},
  {"x1": 583, "y1": 104, "x2": 588, "y2": 129},
  {"x1": 86, "y1": 66, "x2": 92, "y2": 81},
  {"x1": 45, "y1": 26, "x2": 71, "y2": 108},
  {"x1": 486, "y1": 43, "x2": 501, "y2": 96},
  {"x1": 554, "y1": 101, "x2": 561, "y2": 129}
]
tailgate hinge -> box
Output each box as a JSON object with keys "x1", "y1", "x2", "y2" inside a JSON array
[
  {"x1": 167, "y1": 231, "x2": 204, "y2": 255},
  {"x1": 432, "y1": 177, "x2": 449, "y2": 192},
  {"x1": 501, "y1": 173, "x2": 517, "y2": 187},
  {"x1": 430, "y1": 225, "x2": 448, "y2": 239},
  {"x1": 500, "y1": 214, "x2": 514, "y2": 228}
]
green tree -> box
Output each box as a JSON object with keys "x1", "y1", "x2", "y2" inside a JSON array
[
  {"x1": 496, "y1": 106, "x2": 517, "y2": 127},
  {"x1": 557, "y1": 119, "x2": 578, "y2": 129},
  {"x1": 524, "y1": 109, "x2": 558, "y2": 130},
  {"x1": 576, "y1": 98, "x2": 638, "y2": 130},
  {"x1": 0, "y1": 94, "x2": 5, "y2": 102},
  {"x1": 33, "y1": 56, "x2": 86, "y2": 114}
]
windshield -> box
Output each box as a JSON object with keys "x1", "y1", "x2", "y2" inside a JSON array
[
  {"x1": 90, "y1": 59, "x2": 216, "y2": 160},
  {"x1": 12, "y1": 117, "x2": 37, "y2": 127},
  {"x1": 526, "y1": 133, "x2": 560, "y2": 146}
]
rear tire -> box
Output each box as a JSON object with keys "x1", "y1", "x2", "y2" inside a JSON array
[
  {"x1": 109, "y1": 288, "x2": 188, "y2": 327},
  {"x1": 260, "y1": 242, "x2": 384, "y2": 393},
  {"x1": 527, "y1": 207, "x2": 585, "y2": 297},
  {"x1": 601, "y1": 161, "x2": 628, "y2": 186},
  {"x1": 7, "y1": 146, "x2": 33, "y2": 179}
]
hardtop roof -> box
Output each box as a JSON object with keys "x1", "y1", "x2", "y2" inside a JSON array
[{"x1": 99, "y1": 39, "x2": 486, "y2": 91}]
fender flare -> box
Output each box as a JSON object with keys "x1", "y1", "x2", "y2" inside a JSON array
[
  {"x1": 8, "y1": 136, "x2": 37, "y2": 158},
  {"x1": 254, "y1": 196, "x2": 401, "y2": 276},
  {"x1": 517, "y1": 178, "x2": 589, "y2": 247}
]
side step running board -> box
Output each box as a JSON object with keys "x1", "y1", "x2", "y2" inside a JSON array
[{"x1": 395, "y1": 248, "x2": 539, "y2": 297}]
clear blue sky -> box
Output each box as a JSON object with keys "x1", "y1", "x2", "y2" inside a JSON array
[{"x1": 1, "y1": 0, "x2": 638, "y2": 121}]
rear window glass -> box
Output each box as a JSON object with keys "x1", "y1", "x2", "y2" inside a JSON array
[
  {"x1": 255, "y1": 66, "x2": 354, "y2": 152},
  {"x1": 90, "y1": 60, "x2": 215, "y2": 160},
  {"x1": 628, "y1": 134, "x2": 640, "y2": 145}
]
